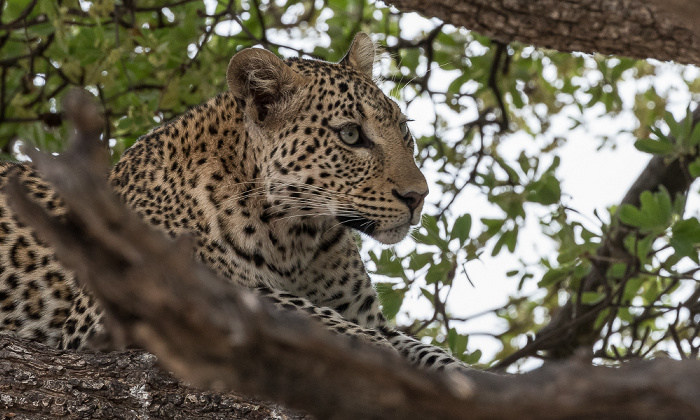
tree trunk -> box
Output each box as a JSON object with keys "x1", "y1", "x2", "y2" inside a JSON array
[{"x1": 389, "y1": 0, "x2": 700, "y2": 65}]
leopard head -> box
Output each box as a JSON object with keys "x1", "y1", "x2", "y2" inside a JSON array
[{"x1": 227, "y1": 33, "x2": 428, "y2": 245}]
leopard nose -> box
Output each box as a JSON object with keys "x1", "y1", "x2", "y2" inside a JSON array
[{"x1": 392, "y1": 189, "x2": 428, "y2": 213}]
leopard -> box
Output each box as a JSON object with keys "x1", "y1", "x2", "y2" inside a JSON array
[{"x1": 0, "y1": 33, "x2": 468, "y2": 372}]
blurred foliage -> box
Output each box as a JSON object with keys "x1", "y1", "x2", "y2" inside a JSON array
[{"x1": 3, "y1": 0, "x2": 700, "y2": 371}]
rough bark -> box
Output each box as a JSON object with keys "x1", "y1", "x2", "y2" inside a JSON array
[
  {"x1": 0, "y1": 335, "x2": 304, "y2": 419},
  {"x1": 3, "y1": 88, "x2": 700, "y2": 420},
  {"x1": 389, "y1": 0, "x2": 700, "y2": 65}
]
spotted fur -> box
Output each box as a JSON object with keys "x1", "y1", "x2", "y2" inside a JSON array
[{"x1": 0, "y1": 33, "x2": 467, "y2": 372}]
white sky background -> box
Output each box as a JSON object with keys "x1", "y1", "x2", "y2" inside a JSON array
[{"x1": 207, "y1": 0, "x2": 700, "y2": 368}]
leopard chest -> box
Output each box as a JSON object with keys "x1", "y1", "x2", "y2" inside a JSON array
[{"x1": 194, "y1": 198, "x2": 348, "y2": 292}]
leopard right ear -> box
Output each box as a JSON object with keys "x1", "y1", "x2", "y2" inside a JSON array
[
  {"x1": 340, "y1": 32, "x2": 376, "y2": 78},
  {"x1": 227, "y1": 48, "x2": 304, "y2": 121}
]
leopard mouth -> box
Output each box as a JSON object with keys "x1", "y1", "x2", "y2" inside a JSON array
[{"x1": 336, "y1": 215, "x2": 411, "y2": 245}]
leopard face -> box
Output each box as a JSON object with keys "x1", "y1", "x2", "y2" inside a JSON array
[{"x1": 228, "y1": 34, "x2": 429, "y2": 245}]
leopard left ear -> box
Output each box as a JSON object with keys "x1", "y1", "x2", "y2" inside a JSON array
[
  {"x1": 340, "y1": 32, "x2": 375, "y2": 78},
  {"x1": 227, "y1": 47, "x2": 304, "y2": 121}
]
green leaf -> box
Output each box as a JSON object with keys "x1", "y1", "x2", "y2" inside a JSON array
[
  {"x1": 371, "y1": 249, "x2": 407, "y2": 279},
  {"x1": 451, "y1": 213, "x2": 472, "y2": 246},
  {"x1": 607, "y1": 262, "x2": 628, "y2": 279},
  {"x1": 406, "y1": 48, "x2": 422, "y2": 70},
  {"x1": 617, "y1": 307, "x2": 633, "y2": 323},
  {"x1": 538, "y1": 266, "x2": 570, "y2": 287},
  {"x1": 527, "y1": 173, "x2": 561, "y2": 205},
  {"x1": 462, "y1": 349, "x2": 482, "y2": 364},
  {"x1": 618, "y1": 205, "x2": 646, "y2": 227},
  {"x1": 670, "y1": 218, "x2": 700, "y2": 263},
  {"x1": 689, "y1": 158, "x2": 700, "y2": 178},
  {"x1": 376, "y1": 283, "x2": 405, "y2": 321},
  {"x1": 505, "y1": 225, "x2": 518, "y2": 252},
  {"x1": 494, "y1": 156, "x2": 521, "y2": 183},
  {"x1": 408, "y1": 252, "x2": 434, "y2": 271},
  {"x1": 625, "y1": 234, "x2": 655, "y2": 263},
  {"x1": 492, "y1": 226, "x2": 518, "y2": 256},
  {"x1": 581, "y1": 291, "x2": 605, "y2": 305},
  {"x1": 593, "y1": 308, "x2": 611, "y2": 330},
  {"x1": 517, "y1": 151, "x2": 532, "y2": 174},
  {"x1": 419, "y1": 287, "x2": 435, "y2": 302},
  {"x1": 690, "y1": 121, "x2": 700, "y2": 146},
  {"x1": 481, "y1": 218, "x2": 505, "y2": 236},
  {"x1": 633, "y1": 138, "x2": 674, "y2": 155},
  {"x1": 447, "y1": 328, "x2": 469, "y2": 357},
  {"x1": 622, "y1": 277, "x2": 645, "y2": 301},
  {"x1": 663, "y1": 110, "x2": 681, "y2": 138},
  {"x1": 672, "y1": 218, "x2": 700, "y2": 241},
  {"x1": 424, "y1": 215, "x2": 440, "y2": 235},
  {"x1": 425, "y1": 258, "x2": 451, "y2": 284},
  {"x1": 618, "y1": 189, "x2": 673, "y2": 232},
  {"x1": 414, "y1": 215, "x2": 450, "y2": 252}
]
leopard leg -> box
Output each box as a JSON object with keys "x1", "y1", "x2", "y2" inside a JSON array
[
  {"x1": 259, "y1": 286, "x2": 472, "y2": 373},
  {"x1": 379, "y1": 327, "x2": 471, "y2": 372},
  {"x1": 60, "y1": 289, "x2": 109, "y2": 351},
  {"x1": 257, "y1": 286, "x2": 396, "y2": 352}
]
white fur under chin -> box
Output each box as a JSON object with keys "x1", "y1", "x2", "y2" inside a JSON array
[{"x1": 372, "y1": 223, "x2": 412, "y2": 245}]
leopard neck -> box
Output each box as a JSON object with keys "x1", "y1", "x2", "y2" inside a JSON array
[{"x1": 169, "y1": 92, "x2": 263, "y2": 181}]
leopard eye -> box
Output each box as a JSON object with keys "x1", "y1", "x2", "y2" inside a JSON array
[
  {"x1": 399, "y1": 121, "x2": 410, "y2": 140},
  {"x1": 339, "y1": 125, "x2": 361, "y2": 145}
]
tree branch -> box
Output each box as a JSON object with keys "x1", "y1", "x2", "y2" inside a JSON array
[
  {"x1": 388, "y1": 0, "x2": 700, "y2": 65},
  {"x1": 5, "y1": 334, "x2": 700, "y2": 419}
]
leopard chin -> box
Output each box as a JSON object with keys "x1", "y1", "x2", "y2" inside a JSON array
[{"x1": 371, "y1": 223, "x2": 412, "y2": 245}]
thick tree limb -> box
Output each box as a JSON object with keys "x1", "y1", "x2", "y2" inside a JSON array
[
  {"x1": 389, "y1": 0, "x2": 700, "y2": 65},
  {"x1": 4, "y1": 329, "x2": 700, "y2": 420}
]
